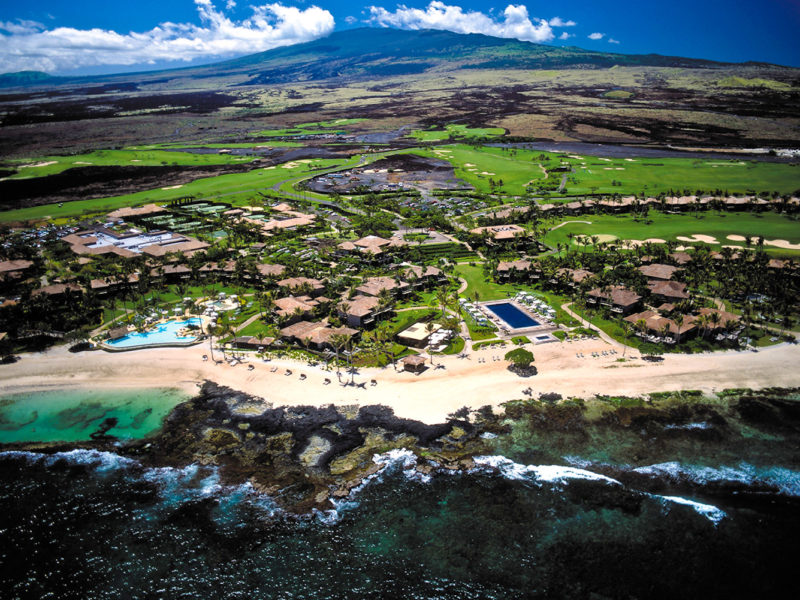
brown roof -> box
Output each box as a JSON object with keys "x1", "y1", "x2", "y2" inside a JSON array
[
  {"x1": 140, "y1": 238, "x2": 209, "y2": 257},
  {"x1": 277, "y1": 277, "x2": 324, "y2": 292},
  {"x1": 279, "y1": 320, "x2": 357, "y2": 346},
  {"x1": 648, "y1": 280, "x2": 690, "y2": 300},
  {"x1": 697, "y1": 307, "x2": 740, "y2": 325},
  {"x1": 257, "y1": 263, "x2": 286, "y2": 277},
  {"x1": 470, "y1": 224, "x2": 526, "y2": 240},
  {"x1": 557, "y1": 268, "x2": 593, "y2": 284},
  {"x1": 356, "y1": 276, "x2": 409, "y2": 297},
  {"x1": 107, "y1": 326, "x2": 130, "y2": 340},
  {"x1": 625, "y1": 311, "x2": 697, "y2": 336},
  {"x1": 588, "y1": 285, "x2": 641, "y2": 307},
  {"x1": 274, "y1": 295, "x2": 318, "y2": 317},
  {"x1": 497, "y1": 260, "x2": 532, "y2": 273},
  {"x1": 0, "y1": 259, "x2": 34, "y2": 274},
  {"x1": 106, "y1": 204, "x2": 166, "y2": 219},
  {"x1": 638, "y1": 263, "x2": 679, "y2": 280},
  {"x1": 33, "y1": 283, "x2": 84, "y2": 297},
  {"x1": 669, "y1": 252, "x2": 692, "y2": 265},
  {"x1": 403, "y1": 265, "x2": 444, "y2": 279},
  {"x1": 402, "y1": 355, "x2": 427, "y2": 366},
  {"x1": 339, "y1": 295, "x2": 381, "y2": 317}
]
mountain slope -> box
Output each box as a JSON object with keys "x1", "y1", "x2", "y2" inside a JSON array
[{"x1": 0, "y1": 27, "x2": 770, "y2": 91}]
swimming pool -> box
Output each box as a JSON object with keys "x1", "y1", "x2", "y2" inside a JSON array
[
  {"x1": 106, "y1": 318, "x2": 202, "y2": 349},
  {"x1": 485, "y1": 303, "x2": 540, "y2": 329}
]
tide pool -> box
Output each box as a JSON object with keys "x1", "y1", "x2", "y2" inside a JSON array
[{"x1": 0, "y1": 388, "x2": 190, "y2": 443}]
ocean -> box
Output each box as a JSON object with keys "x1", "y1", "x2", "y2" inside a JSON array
[{"x1": 1, "y1": 389, "x2": 799, "y2": 599}]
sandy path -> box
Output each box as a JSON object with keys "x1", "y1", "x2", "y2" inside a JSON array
[{"x1": 3, "y1": 341, "x2": 799, "y2": 424}]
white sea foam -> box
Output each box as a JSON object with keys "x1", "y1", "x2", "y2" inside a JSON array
[
  {"x1": 633, "y1": 461, "x2": 800, "y2": 497},
  {"x1": 658, "y1": 495, "x2": 727, "y2": 526},
  {"x1": 472, "y1": 456, "x2": 622, "y2": 487},
  {"x1": 664, "y1": 422, "x2": 712, "y2": 430},
  {"x1": 0, "y1": 449, "x2": 137, "y2": 471},
  {"x1": 372, "y1": 448, "x2": 432, "y2": 484}
]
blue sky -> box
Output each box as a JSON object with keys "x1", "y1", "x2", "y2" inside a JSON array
[{"x1": 0, "y1": 1, "x2": 798, "y2": 75}]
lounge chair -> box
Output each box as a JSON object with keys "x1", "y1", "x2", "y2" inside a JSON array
[
  {"x1": 247, "y1": 364, "x2": 254, "y2": 371},
  {"x1": 270, "y1": 366, "x2": 278, "y2": 372},
  {"x1": 285, "y1": 369, "x2": 292, "y2": 376},
  {"x1": 299, "y1": 373, "x2": 306, "y2": 380}
]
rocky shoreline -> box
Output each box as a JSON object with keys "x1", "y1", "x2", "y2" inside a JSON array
[{"x1": 3, "y1": 382, "x2": 800, "y2": 514}]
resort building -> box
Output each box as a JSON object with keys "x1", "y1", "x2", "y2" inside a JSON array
[
  {"x1": 401, "y1": 265, "x2": 448, "y2": 288},
  {"x1": 355, "y1": 276, "x2": 411, "y2": 298},
  {"x1": 496, "y1": 259, "x2": 539, "y2": 282},
  {"x1": 586, "y1": 286, "x2": 642, "y2": 315},
  {"x1": 624, "y1": 310, "x2": 698, "y2": 343},
  {"x1": 470, "y1": 224, "x2": 526, "y2": 242},
  {"x1": 336, "y1": 234, "x2": 407, "y2": 258},
  {"x1": 274, "y1": 296, "x2": 324, "y2": 322},
  {"x1": 638, "y1": 263, "x2": 680, "y2": 281},
  {"x1": 279, "y1": 320, "x2": 359, "y2": 351},
  {"x1": 0, "y1": 259, "x2": 34, "y2": 283},
  {"x1": 337, "y1": 295, "x2": 389, "y2": 328},
  {"x1": 397, "y1": 322, "x2": 441, "y2": 349},
  {"x1": 277, "y1": 277, "x2": 326, "y2": 297},
  {"x1": 62, "y1": 226, "x2": 208, "y2": 258},
  {"x1": 648, "y1": 280, "x2": 691, "y2": 303}
]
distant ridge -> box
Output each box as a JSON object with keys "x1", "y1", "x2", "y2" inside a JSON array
[{"x1": 0, "y1": 28, "x2": 791, "y2": 90}]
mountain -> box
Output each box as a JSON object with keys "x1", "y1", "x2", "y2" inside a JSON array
[{"x1": 0, "y1": 28, "x2": 772, "y2": 91}]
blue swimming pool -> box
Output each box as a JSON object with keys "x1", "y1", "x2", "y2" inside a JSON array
[
  {"x1": 485, "y1": 303, "x2": 540, "y2": 329},
  {"x1": 106, "y1": 318, "x2": 202, "y2": 349}
]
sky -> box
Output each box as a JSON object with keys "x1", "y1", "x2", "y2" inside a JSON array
[{"x1": 0, "y1": 0, "x2": 798, "y2": 75}]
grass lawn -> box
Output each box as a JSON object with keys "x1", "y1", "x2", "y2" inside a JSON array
[
  {"x1": 454, "y1": 264, "x2": 520, "y2": 301},
  {"x1": 544, "y1": 212, "x2": 800, "y2": 256},
  {"x1": 386, "y1": 308, "x2": 436, "y2": 335},
  {"x1": 410, "y1": 143, "x2": 800, "y2": 196},
  {"x1": 410, "y1": 125, "x2": 505, "y2": 142},
  {"x1": 413, "y1": 144, "x2": 547, "y2": 195},
  {"x1": 127, "y1": 142, "x2": 303, "y2": 150},
  {"x1": 440, "y1": 336, "x2": 466, "y2": 355},
  {"x1": 3, "y1": 149, "x2": 257, "y2": 179},
  {"x1": 0, "y1": 157, "x2": 353, "y2": 223}
]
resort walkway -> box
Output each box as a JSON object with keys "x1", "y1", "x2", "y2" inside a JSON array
[{"x1": 561, "y1": 302, "x2": 633, "y2": 352}]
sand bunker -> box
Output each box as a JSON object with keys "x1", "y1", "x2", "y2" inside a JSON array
[
  {"x1": 677, "y1": 234, "x2": 719, "y2": 244},
  {"x1": 622, "y1": 238, "x2": 667, "y2": 248},
  {"x1": 464, "y1": 163, "x2": 476, "y2": 167},
  {"x1": 74, "y1": 161, "x2": 93, "y2": 165},
  {"x1": 574, "y1": 234, "x2": 617, "y2": 245},
  {"x1": 480, "y1": 172, "x2": 495, "y2": 176},
  {"x1": 161, "y1": 185, "x2": 183, "y2": 190},
  {"x1": 19, "y1": 161, "x2": 57, "y2": 169}
]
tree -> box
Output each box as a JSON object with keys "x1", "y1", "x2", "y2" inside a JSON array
[
  {"x1": 329, "y1": 333, "x2": 349, "y2": 377},
  {"x1": 206, "y1": 322, "x2": 219, "y2": 363},
  {"x1": 504, "y1": 348, "x2": 535, "y2": 371},
  {"x1": 425, "y1": 321, "x2": 438, "y2": 365}
]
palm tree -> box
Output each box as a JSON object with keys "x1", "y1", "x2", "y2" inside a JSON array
[
  {"x1": 425, "y1": 321, "x2": 438, "y2": 365},
  {"x1": 329, "y1": 333, "x2": 349, "y2": 377},
  {"x1": 673, "y1": 313, "x2": 685, "y2": 345},
  {"x1": 206, "y1": 322, "x2": 219, "y2": 362}
]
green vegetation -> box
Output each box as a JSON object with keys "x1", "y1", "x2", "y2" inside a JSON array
[
  {"x1": 504, "y1": 347, "x2": 534, "y2": 368},
  {"x1": 602, "y1": 90, "x2": 634, "y2": 99},
  {"x1": 412, "y1": 144, "x2": 800, "y2": 196},
  {"x1": 544, "y1": 212, "x2": 800, "y2": 256},
  {"x1": 441, "y1": 336, "x2": 466, "y2": 355},
  {"x1": 717, "y1": 76, "x2": 792, "y2": 91},
  {"x1": 3, "y1": 148, "x2": 257, "y2": 179},
  {"x1": 0, "y1": 157, "x2": 354, "y2": 223},
  {"x1": 410, "y1": 124, "x2": 505, "y2": 142}
]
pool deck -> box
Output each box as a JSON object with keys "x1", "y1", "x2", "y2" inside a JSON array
[{"x1": 479, "y1": 300, "x2": 560, "y2": 342}]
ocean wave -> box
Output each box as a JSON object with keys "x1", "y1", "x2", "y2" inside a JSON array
[
  {"x1": 472, "y1": 455, "x2": 622, "y2": 487},
  {"x1": 656, "y1": 494, "x2": 727, "y2": 526},
  {"x1": 0, "y1": 449, "x2": 136, "y2": 471},
  {"x1": 632, "y1": 461, "x2": 800, "y2": 497}
]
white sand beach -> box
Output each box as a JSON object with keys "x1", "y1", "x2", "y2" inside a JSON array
[{"x1": 3, "y1": 340, "x2": 799, "y2": 424}]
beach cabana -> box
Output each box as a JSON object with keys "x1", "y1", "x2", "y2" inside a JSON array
[{"x1": 402, "y1": 355, "x2": 427, "y2": 373}]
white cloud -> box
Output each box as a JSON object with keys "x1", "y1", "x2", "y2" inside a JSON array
[
  {"x1": 366, "y1": 2, "x2": 555, "y2": 43},
  {"x1": 225, "y1": 0, "x2": 237, "y2": 9},
  {"x1": 0, "y1": 19, "x2": 45, "y2": 35},
  {"x1": 548, "y1": 17, "x2": 576, "y2": 27},
  {"x1": 608, "y1": 38, "x2": 620, "y2": 44},
  {"x1": 0, "y1": 0, "x2": 335, "y2": 74},
  {"x1": 588, "y1": 32, "x2": 605, "y2": 40},
  {"x1": 559, "y1": 32, "x2": 573, "y2": 40}
]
